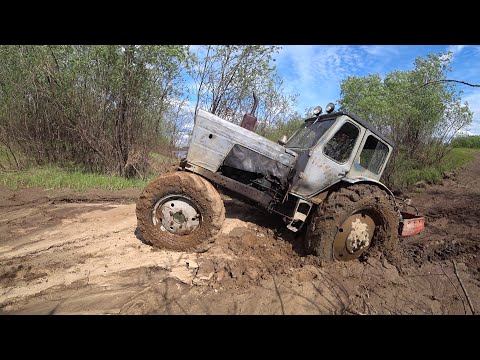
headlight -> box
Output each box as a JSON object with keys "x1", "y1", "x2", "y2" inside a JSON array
[
  {"x1": 313, "y1": 106, "x2": 322, "y2": 116},
  {"x1": 325, "y1": 103, "x2": 335, "y2": 113}
]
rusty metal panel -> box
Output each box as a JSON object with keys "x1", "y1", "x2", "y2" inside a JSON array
[
  {"x1": 223, "y1": 144, "x2": 292, "y2": 190},
  {"x1": 187, "y1": 109, "x2": 297, "y2": 173},
  {"x1": 310, "y1": 190, "x2": 329, "y2": 205},
  {"x1": 239, "y1": 113, "x2": 257, "y2": 131},
  {"x1": 399, "y1": 212, "x2": 425, "y2": 236}
]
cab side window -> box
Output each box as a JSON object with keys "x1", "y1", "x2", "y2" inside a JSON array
[
  {"x1": 359, "y1": 135, "x2": 389, "y2": 174},
  {"x1": 323, "y1": 122, "x2": 360, "y2": 164}
]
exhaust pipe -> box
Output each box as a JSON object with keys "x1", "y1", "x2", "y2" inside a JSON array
[{"x1": 240, "y1": 92, "x2": 259, "y2": 132}]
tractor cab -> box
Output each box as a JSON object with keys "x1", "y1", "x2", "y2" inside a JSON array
[{"x1": 285, "y1": 105, "x2": 394, "y2": 198}]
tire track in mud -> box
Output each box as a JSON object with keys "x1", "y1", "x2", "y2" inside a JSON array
[
  {"x1": 398, "y1": 151, "x2": 480, "y2": 275},
  {"x1": 0, "y1": 203, "x2": 201, "y2": 308}
]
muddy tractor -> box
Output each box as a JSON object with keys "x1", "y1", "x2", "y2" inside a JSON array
[{"x1": 136, "y1": 102, "x2": 424, "y2": 261}]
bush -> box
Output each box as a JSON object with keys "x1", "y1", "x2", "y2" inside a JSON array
[
  {"x1": 390, "y1": 147, "x2": 475, "y2": 189},
  {"x1": 451, "y1": 135, "x2": 480, "y2": 149},
  {"x1": 0, "y1": 45, "x2": 189, "y2": 177}
]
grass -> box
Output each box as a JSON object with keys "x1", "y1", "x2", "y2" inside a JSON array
[
  {"x1": 396, "y1": 148, "x2": 477, "y2": 188},
  {"x1": 0, "y1": 147, "x2": 176, "y2": 191},
  {"x1": 150, "y1": 152, "x2": 176, "y2": 163},
  {"x1": 1, "y1": 147, "x2": 476, "y2": 192},
  {"x1": 0, "y1": 166, "x2": 153, "y2": 191}
]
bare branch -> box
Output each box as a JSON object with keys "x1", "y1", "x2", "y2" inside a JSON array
[{"x1": 422, "y1": 79, "x2": 480, "y2": 88}]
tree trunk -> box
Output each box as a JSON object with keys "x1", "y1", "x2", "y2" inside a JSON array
[{"x1": 116, "y1": 46, "x2": 134, "y2": 176}]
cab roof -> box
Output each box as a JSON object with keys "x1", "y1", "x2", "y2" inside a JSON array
[{"x1": 307, "y1": 111, "x2": 395, "y2": 148}]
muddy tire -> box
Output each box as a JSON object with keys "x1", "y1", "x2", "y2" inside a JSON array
[
  {"x1": 136, "y1": 171, "x2": 225, "y2": 251},
  {"x1": 305, "y1": 184, "x2": 399, "y2": 261}
]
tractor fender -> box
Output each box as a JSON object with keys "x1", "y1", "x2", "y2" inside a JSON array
[
  {"x1": 308, "y1": 177, "x2": 397, "y2": 206},
  {"x1": 341, "y1": 177, "x2": 397, "y2": 204}
]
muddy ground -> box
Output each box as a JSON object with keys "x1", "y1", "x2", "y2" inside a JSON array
[{"x1": 1, "y1": 155, "x2": 479, "y2": 315}]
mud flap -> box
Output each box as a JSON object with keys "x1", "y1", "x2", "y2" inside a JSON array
[{"x1": 399, "y1": 212, "x2": 425, "y2": 236}]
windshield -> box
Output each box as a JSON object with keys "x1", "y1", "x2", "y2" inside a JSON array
[{"x1": 286, "y1": 118, "x2": 336, "y2": 149}]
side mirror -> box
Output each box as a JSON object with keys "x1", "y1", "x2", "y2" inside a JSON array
[{"x1": 278, "y1": 135, "x2": 288, "y2": 146}]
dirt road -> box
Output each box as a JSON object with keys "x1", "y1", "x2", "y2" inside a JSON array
[{"x1": 1, "y1": 155, "x2": 479, "y2": 314}]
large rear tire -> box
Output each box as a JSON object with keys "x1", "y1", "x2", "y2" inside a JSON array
[
  {"x1": 305, "y1": 184, "x2": 399, "y2": 261},
  {"x1": 136, "y1": 171, "x2": 225, "y2": 251}
]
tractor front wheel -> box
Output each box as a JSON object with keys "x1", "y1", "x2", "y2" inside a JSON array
[{"x1": 136, "y1": 171, "x2": 225, "y2": 251}]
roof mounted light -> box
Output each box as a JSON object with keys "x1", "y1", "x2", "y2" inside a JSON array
[
  {"x1": 325, "y1": 103, "x2": 335, "y2": 114},
  {"x1": 313, "y1": 106, "x2": 322, "y2": 116}
]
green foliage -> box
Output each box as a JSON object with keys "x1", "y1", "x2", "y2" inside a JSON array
[
  {"x1": 339, "y1": 52, "x2": 473, "y2": 187},
  {"x1": 0, "y1": 166, "x2": 152, "y2": 191},
  {"x1": 451, "y1": 135, "x2": 480, "y2": 148},
  {"x1": 260, "y1": 114, "x2": 304, "y2": 142},
  {"x1": 393, "y1": 148, "x2": 475, "y2": 188},
  {"x1": 0, "y1": 45, "x2": 190, "y2": 177}
]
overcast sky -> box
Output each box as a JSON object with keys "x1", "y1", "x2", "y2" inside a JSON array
[{"x1": 274, "y1": 45, "x2": 480, "y2": 134}]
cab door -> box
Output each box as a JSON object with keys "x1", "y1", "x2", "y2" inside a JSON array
[
  {"x1": 347, "y1": 130, "x2": 392, "y2": 182},
  {"x1": 291, "y1": 116, "x2": 364, "y2": 197}
]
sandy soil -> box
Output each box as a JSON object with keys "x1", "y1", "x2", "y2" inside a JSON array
[{"x1": 1, "y1": 154, "x2": 479, "y2": 315}]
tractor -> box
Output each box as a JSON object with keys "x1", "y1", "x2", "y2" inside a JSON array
[{"x1": 136, "y1": 100, "x2": 424, "y2": 261}]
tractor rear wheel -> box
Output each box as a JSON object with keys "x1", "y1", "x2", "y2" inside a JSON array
[
  {"x1": 305, "y1": 184, "x2": 399, "y2": 261},
  {"x1": 136, "y1": 171, "x2": 225, "y2": 251}
]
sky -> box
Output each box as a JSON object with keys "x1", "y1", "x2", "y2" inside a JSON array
[{"x1": 273, "y1": 45, "x2": 480, "y2": 135}]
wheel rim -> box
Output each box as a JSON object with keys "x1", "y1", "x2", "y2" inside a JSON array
[
  {"x1": 152, "y1": 195, "x2": 201, "y2": 235},
  {"x1": 333, "y1": 212, "x2": 376, "y2": 261}
]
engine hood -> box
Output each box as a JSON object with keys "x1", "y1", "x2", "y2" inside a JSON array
[{"x1": 187, "y1": 109, "x2": 297, "y2": 173}]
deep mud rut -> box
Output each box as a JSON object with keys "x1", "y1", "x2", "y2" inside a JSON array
[{"x1": 1, "y1": 154, "x2": 479, "y2": 315}]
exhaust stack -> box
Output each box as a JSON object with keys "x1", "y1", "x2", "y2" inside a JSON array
[{"x1": 239, "y1": 92, "x2": 259, "y2": 132}]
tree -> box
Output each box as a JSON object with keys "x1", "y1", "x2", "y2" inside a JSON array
[
  {"x1": 189, "y1": 45, "x2": 296, "y2": 123},
  {"x1": 259, "y1": 112, "x2": 304, "y2": 142},
  {"x1": 0, "y1": 45, "x2": 190, "y2": 177},
  {"x1": 339, "y1": 52, "x2": 472, "y2": 186}
]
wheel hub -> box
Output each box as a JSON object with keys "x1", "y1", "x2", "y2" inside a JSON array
[
  {"x1": 346, "y1": 218, "x2": 371, "y2": 253},
  {"x1": 333, "y1": 213, "x2": 375, "y2": 261},
  {"x1": 152, "y1": 195, "x2": 201, "y2": 235},
  {"x1": 173, "y1": 212, "x2": 186, "y2": 224}
]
